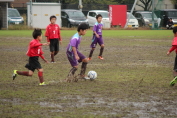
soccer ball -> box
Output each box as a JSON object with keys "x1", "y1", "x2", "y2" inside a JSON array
[{"x1": 88, "y1": 71, "x2": 97, "y2": 80}]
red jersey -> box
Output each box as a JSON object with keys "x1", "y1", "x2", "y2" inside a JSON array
[
  {"x1": 26, "y1": 39, "x2": 45, "y2": 59},
  {"x1": 169, "y1": 37, "x2": 177, "y2": 53},
  {"x1": 45, "y1": 24, "x2": 62, "y2": 42}
]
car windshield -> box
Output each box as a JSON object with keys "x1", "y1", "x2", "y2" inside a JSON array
[
  {"x1": 142, "y1": 13, "x2": 157, "y2": 18},
  {"x1": 127, "y1": 13, "x2": 136, "y2": 19},
  {"x1": 67, "y1": 11, "x2": 85, "y2": 18},
  {"x1": 8, "y1": 9, "x2": 20, "y2": 17},
  {"x1": 168, "y1": 11, "x2": 177, "y2": 17},
  {"x1": 97, "y1": 12, "x2": 109, "y2": 18}
]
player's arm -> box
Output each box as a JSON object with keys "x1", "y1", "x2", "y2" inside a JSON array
[
  {"x1": 39, "y1": 55, "x2": 49, "y2": 63},
  {"x1": 58, "y1": 25, "x2": 62, "y2": 45},
  {"x1": 72, "y1": 47, "x2": 79, "y2": 60},
  {"x1": 93, "y1": 24, "x2": 99, "y2": 38},
  {"x1": 167, "y1": 45, "x2": 177, "y2": 55},
  {"x1": 45, "y1": 26, "x2": 50, "y2": 44}
]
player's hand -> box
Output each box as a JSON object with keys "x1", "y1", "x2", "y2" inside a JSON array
[
  {"x1": 75, "y1": 55, "x2": 80, "y2": 60},
  {"x1": 44, "y1": 59, "x2": 49, "y2": 63},
  {"x1": 47, "y1": 42, "x2": 50, "y2": 45},
  {"x1": 42, "y1": 43, "x2": 48, "y2": 46},
  {"x1": 59, "y1": 41, "x2": 62, "y2": 45},
  {"x1": 167, "y1": 51, "x2": 170, "y2": 55},
  {"x1": 96, "y1": 34, "x2": 100, "y2": 38}
]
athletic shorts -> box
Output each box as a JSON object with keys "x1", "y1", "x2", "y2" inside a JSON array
[
  {"x1": 174, "y1": 54, "x2": 177, "y2": 71},
  {"x1": 90, "y1": 35, "x2": 104, "y2": 48},
  {"x1": 66, "y1": 51, "x2": 86, "y2": 67},
  {"x1": 25, "y1": 56, "x2": 42, "y2": 72},
  {"x1": 49, "y1": 38, "x2": 59, "y2": 52}
]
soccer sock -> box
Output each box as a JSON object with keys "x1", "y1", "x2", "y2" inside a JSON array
[
  {"x1": 89, "y1": 49, "x2": 94, "y2": 58},
  {"x1": 68, "y1": 67, "x2": 77, "y2": 76},
  {"x1": 80, "y1": 62, "x2": 88, "y2": 76},
  {"x1": 99, "y1": 47, "x2": 104, "y2": 56},
  {"x1": 51, "y1": 53, "x2": 54, "y2": 62},
  {"x1": 54, "y1": 51, "x2": 59, "y2": 56},
  {"x1": 17, "y1": 71, "x2": 30, "y2": 76},
  {"x1": 38, "y1": 71, "x2": 44, "y2": 83}
]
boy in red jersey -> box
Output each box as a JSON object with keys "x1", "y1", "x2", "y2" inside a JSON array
[
  {"x1": 45, "y1": 15, "x2": 62, "y2": 63},
  {"x1": 167, "y1": 26, "x2": 177, "y2": 86},
  {"x1": 12, "y1": 29, "x2": 49, "y2": 85}
]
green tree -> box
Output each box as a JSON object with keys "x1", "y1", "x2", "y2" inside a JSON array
[
  {"x1": 137, "y1": 0, "x2": 152, "y2": 11},
  {"x1": 170, "y1": 0, "x2": 177, "y2": 4}
]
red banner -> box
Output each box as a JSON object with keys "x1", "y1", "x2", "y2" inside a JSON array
[{"x1": 109, "y1": 5, "x2": 127, "y2": 27}]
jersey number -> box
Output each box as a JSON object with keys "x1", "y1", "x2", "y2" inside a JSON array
[
  {"x1": 53, "y1": 31, "x2": 55, "y2": 34},
  {"x1": 38, "y1": 49, "x2": 40, "y2": 54}
]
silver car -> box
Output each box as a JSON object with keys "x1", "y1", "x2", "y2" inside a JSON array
[{"x1": 134, "y1": 11, "x2": 161, "y2": 27}]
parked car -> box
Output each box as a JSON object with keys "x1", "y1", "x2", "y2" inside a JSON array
[
  {"x1": 61, "y1": 9, "x2": 89, "y2": 28},
  {"x1": 134, "y1": 11, "x2": 161, "y2": 27},
  {"x1": 155, "y1": 9, "x2": 177, "y2": 27},
  {"x1": 126, "y1": 12, "x2": 139, "y2": 28},
  {"x1": 8, "y1": 8, "x2": 24, "y2": 25},
  {"x1": 87, "y1": 10, "x2": 109, "y2": 27}
]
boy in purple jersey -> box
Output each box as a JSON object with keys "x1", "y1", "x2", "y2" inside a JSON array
[
  {"x1": 66, "y1": 23, "x2": 89, "y2": 82},
  {"x1": 88, "y1": 14, "x2": 104, "y2": 60}
]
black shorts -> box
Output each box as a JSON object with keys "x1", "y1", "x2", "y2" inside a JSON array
[
  {"x1": 49, "y1": 38, "x2": 59, "y2": 52},
  {"x1": 25, "y1": 56, "x2": 42, "y2": 72},
  {"x1": 174, "y1": 54, "x2": 177, "y2": 71}
]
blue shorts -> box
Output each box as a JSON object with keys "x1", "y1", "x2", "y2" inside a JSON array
[
  {"x1": 90, "y1": 35, "x2": 104, "y2": 48},
  {"x1": 66, "y1": 51, "x2": 86, "y2": 67}
]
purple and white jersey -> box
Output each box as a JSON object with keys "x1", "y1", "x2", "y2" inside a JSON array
[
  {"x1": 93, "y1": 22, "x2": 103, "y2": 36},
  {"x1": 67, "y1": 33, "x2": 81, "y2": 52}
]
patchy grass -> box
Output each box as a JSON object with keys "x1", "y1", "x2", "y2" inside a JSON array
[{"x1": 0, "y1": 30, "x2": 177, "y2": 117}]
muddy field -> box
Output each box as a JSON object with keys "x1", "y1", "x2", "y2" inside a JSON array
[{"x1": 0, "y1": 30, "x2": 177, "y2": 118}]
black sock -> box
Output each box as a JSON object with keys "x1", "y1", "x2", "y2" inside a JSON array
[
  {"x1": 68, "y1": 67, "x2": 77, "y2": 76},
  {"x1": 80, "y1": 62, "x2": 88, "y2": 76},
  {"x1": 99, "y1": 47, "x2": 104, "y2": 56},
  {"x1": 89, "y1": 49, "x2": 94, "y2": 58}
]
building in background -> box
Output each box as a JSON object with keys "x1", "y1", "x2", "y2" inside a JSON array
[{"x1": 0, "y1": 0, "x2": 14, "y2": 29}]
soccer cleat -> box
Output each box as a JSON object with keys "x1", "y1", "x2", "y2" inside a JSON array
[
  {"x1": 170, "y1": 77, "x2": 177, "y2": 86},
  {"x1": 51, "y1": 61, "x2": 56, "y2": 63},
  {"x1": 87, "y1": 57, "x2": 92, "y2": 61},
  {"x1": 98, "y1": 56, "x2": 104, "y2": 60},
  {"x1": 12, "y1": 70, "x2": 17, "y2": 80},
  {"x1": 77, "y1": 74, "x2": 90, "y2": 80},
  {"x1": 39, "y1": 82, "x2": 46, "y2": 86}
]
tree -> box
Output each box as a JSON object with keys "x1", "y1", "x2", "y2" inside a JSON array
[
  {"x1": 137, "y1": 0, "x2": 152, "y2": 11},
  {"x1": 170, "y1": 0, "x2": 177, "y2": 4}
]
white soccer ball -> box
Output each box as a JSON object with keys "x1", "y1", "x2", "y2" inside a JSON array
[{"x1": 88, "y1": 71, "x2": 97, "y2": 80}]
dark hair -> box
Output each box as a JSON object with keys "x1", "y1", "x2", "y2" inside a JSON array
[
  {"x1": 50, "y1": 15, "x2": 57, "y2": 21},
  {"x1": 170, "y1": 18, "x2": 172, "y2": 20},
  {"x1": 77, "y1": 23, "x2": 88, "y2": 32},
  {"x1": 33, "y1": 29, "x2": 42, "y2": 39},
  {"x1": 173, "y1": 26, "x2": 177, "y2": 34},
  {"x1": 96, "y1": 14, "x2": 102, "y2": 19}
]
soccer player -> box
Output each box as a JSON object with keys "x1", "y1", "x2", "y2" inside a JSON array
[
  {"x1": 45, "y1": 15, "x2": 62, "y2": 63},
  {"x1": 66, "y1": 23, "x2": 88, "y2": 82},
  {"x1": 88, "y1": 14, "x2": 104, "y2": 60},
  {"x1": 12, "y1": 29, "x2": 49, "y2": 85},
  {"x1": 167, "y1": 26, "x2": 177, "y2": 86}
]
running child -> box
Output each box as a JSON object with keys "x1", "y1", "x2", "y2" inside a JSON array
[
  {"x1": 45, "y1": 15, "x2": 62, "y2": 63},
  {"x1": 66, "y1": 23, "x2": 88, "y2": 82},
  {"x1": 88, "y1": 14, "x2": 104, "y2": 60},
  {"x1": 167, "y1": 26, "x2": 177, "y2": 86},
  {"x1": 12, "y1": 29, "x2": 49, "y2": 85}
]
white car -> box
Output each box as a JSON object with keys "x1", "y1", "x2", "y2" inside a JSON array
[
  {"x1": 126, "y1": 12, "x2": 139, "y2": 28},
  {"x1": 87, "y1": 10, "x2": 109, "y2": 27}
]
